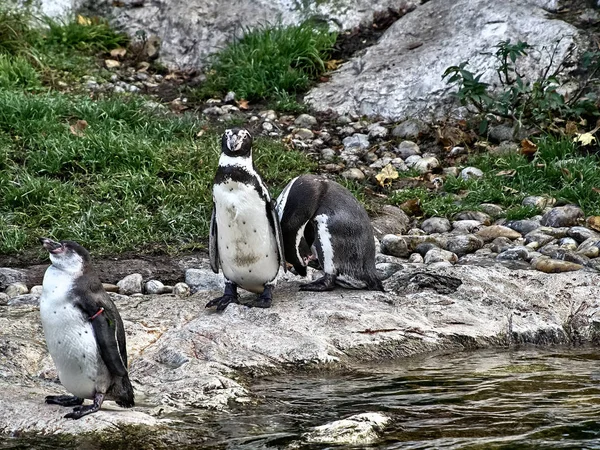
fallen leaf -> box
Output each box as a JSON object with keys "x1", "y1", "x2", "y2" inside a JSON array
[
  {"x1": 400, "y1": 198, "x2": 422, "y2": 216},
  {"x1": 69, "y1": 120, "x2": 88, "y2": 137},
  {"x1": 502, "y1": 186, "x2": 519, "y2": 194},
  {"x1": 593, "y1": 187, "x2": 600, "y2": 194},
  {"x1": 110, "y1": 47, "x2": 127, "y2": 59},
  {"x1": 236, "y1": 99, "x2": 249, "y2": 110},
  {"x1": 104, "y1": 59, "x2": 120, "y2": 69},
  {"x1": 137, "y1": 62, "x2": 150, "y2": 72},
  {"x1": 325, "y1": 59, "x2": 344, "y2": 71},
  {"x1": 520, "y1": 138, "x2": 538, "y2": 155},
  {"x1": 574, "y1": 132, "x2": 597, "y2": 146},
  {"x1": 496, "y1": 169, "x2": 516, "y2": 177},
  {"x1": 164, "y1": 72, "x2": 178, "y2": 81},
  {"x1": 565, "y1": 121, "x2": 578, "y2": 136},
  {"x1": 77, "y1": 15, "x2": 92, "y2": 26},
  {"x1": 375, "y1": 164, "x2": 399, "y2": 187},
  {"x1": 587, "y1": 216, "x2": 600, "y2": 231}
]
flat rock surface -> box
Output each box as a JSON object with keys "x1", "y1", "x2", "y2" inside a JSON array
[{"x1": 2, "y1": 263, "x2": 600, "y2": 435}]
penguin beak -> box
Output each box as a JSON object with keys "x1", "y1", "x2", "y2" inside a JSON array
[{"x1": 39, "y1": 237, "x2": 63, "y2": 254}]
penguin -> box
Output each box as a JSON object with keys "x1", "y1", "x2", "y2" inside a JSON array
[
  {"x1": 206, "y1": 128, "x2": 286, "y2": 311},
  {"x1": 276, "y1": 174, "x2": 384, "y2": 292},
  {"x1": 38, "y1": 238, "x2": 134, "y2": 419}
]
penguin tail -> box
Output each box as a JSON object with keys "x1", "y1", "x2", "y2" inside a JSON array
[{"x1": 113, "y1": 374, "x2": 135, "y2": 408}]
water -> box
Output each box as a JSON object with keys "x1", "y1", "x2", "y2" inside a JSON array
[{"x1": 3, "y1": 347, "x2": 600, "y2": 449}]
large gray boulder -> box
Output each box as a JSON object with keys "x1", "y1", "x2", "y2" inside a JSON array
[
  {"x1": 305, "y1": 0, "x2": 581, "y2": 121},
  {"x1": 2, "y1": 263, "x2": 600, "y2": 436}
]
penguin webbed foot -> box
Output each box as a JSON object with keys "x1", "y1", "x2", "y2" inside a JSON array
[
  {"x1": 45, "y1": 395, "x2": 84, "y2": 407},
  {"x1": 206, "y1": 282, "x2": 239, "y2": 312},
  {"x1": 299, "y1": 273, "x2": 336, "y2": 292},
  {"x1": 252, "y1": 284, "x2": 273, "y2": 309},
  {"x1": 64, "y1": 393, "x2": 104, "y2": 420}
]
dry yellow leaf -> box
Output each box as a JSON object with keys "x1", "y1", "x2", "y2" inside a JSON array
[
  {"x1": 110, "y1": 47, "x2": 127, "y2": 59},
  {"x1": 325, "y1": 59, "x2": 344, "y2": 71},
  {"x1": 375, "y1": 164, "x2": 399, "y2": 187},
  {"x1": 574, "y1": 132, "x2": 597, "y2": 146},
  {"x1": 77, "y1": 15, "x2": 92, "y2": 26}
]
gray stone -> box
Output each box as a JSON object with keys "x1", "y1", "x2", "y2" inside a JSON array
[
  {"x1": 557, "y1": 237, "x2": 578, "y2": 251},
  {"x1": 505, "y1": 219, "x2": 541, "y2": 235},
  {"x1": 173, "y1": 282, "x2": 191, "y2": 297},
  {"x1": 380, "y1": 235, "x2": 410, "y2": 258},
  {"x1": 145, "y1": 279, "x2": 170, "y2": 295},
  {"x1": 371, "y1": 205, "x2": 410, "y2": 239},
  {"x1": 343, "y1": 134, "x2": 370, "y2": 151},
  {"x1": 443, "y1": 166, "x2": 460, "y2": 177},
  {"x1": 376, "y1": 263, "x2": 404, "y2": 280},
  {"x1": 454, "y1": 211, "x2": 492, "y2": 225},
  {"x1": 415, "y1": 242, "x2": 439, "y2": 257},
  {"x1": 568, "y1": 226, "x2": 600, "y2": 243},
  {"x1": 259, "y1": 110, "x2": 277, "y2": 121},
  {"x1": 117, "y1": 273, "x2": 144, "y2": 295},
  {"x1": 424, "y1": 248, "x2": 458, "y2": 264},
  {"x1": 294, "y1": 114, "x2": 317, "y2": 129},
  {"x1": 223, "y1": 91, "x2": 236, "y2": 103},
  {"x1": 489, "y1": 124, "x2": 518, "y2": 143},
  {"x1": 0, "y1": 268, "x2": 26, "y2": 290},
  {"x1": 496, "y1": 246, "x2": 530, "y2": 261},
  {"x1": 202, "y1": 106, "x2": 224, "y2": 115},
  {"x1": 479, "y1": 203, "x2": 504, "y2": 218},
  {"x1": 7, "y1": 294, "x2": 40, "y2": 306},
  {"x1": 460, "y1": 167, "x2": 484, "y2": 180},
  {"x1": 476, "y1": 225, "x2": 522, "y2": 242},
  {"x1": 446, "y1": 235, "x2": 484, "y2": 256},
  {"x1": 540, "y1": 205, "x2": 584, "y2": 228},
  {"x1": 524, "y1": 231, "x2": 555, "y2": 247},
  {"x1": 391, "y1": 158, "x2": 409, "y2": 172},
  {"x1": 421, "y1": 217, "x2": 451, "y2": 234},
  {"x1": 341, "y1": 168, "x2": 365, "y2": 181},
  {"x1": 185, "y1": 268, "x2": 224, "y2": 292},
  {"x1": 0, "y1": 292, "x2": 8, "y2": 306},
  {"x1": 5, "y1": 282, "x2": 28, "y2": 299},
  {"x1": 303, "y1": 412, "x2": 390, "y2": 446},
  {"x1": 293, "y1": 128, "x2": 314, "y2": 140},
  {"x1": 532, "y1": 258, "x2": 583, "y2": 273},
  {"x1": 452, "y1": 220, "x2": 483, "y2": 234},
  {"x1": 408, "y1": 253, "x2": 424, "y2": 264},
  {"x1": 262, "y1": 121, "x2": 274, "y2": 132},
  {"x1": 320, "y1": 148, "x2": 336, "y2": 161},
  {"x1": 305, "y1": 0, "x2": 579, "y2": 120},
  {"x1": 392, "y1": 119, "x2": 429, "y2": 139},
  {"x1": 412, "y1": 156, "x2": 440, "y2": 174},
  {"x1": 404, "y1": 155, "x2": 422, "y2": 167},
  {"x1": 576, "y1": 238, "x2": 600, "y2": 258},
  {"x1": 490, "y1": 237, "x2": 513, "y2": 254},
  {"x1": 30, "y1": 285, "x2": 43, "y2": 296},
  {"x1": 394, "y1": 141, "x2": 421, "y2": 159},
  {"x1": 428, "y1": 261, "x2": 454, "y2": 270},
  {"x1": 367, "y1": 123, "x2": 388, "y2": 140}
]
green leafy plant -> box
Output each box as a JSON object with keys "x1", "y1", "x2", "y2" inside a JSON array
[
  {"x1": 200, "y1": 21, "x2": 336, "y2": 103},
  {"x1": 443, "y1": 40, "x2": 600, "y2": 132}
]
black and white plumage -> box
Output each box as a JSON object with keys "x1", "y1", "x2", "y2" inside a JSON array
[
  {"x1": 276, "y1": 175, "x2": 383, "y2": 292},
  {"x1": 207, "y1": 128, "x2": 286, "y2": 311},
  {"x1": 39, "y1": 238, "x2": 134, "y2": 419}
]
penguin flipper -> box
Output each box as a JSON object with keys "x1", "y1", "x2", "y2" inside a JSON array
[
  {"x1": 209, "y1": 206, "x2": 220, "y2": 274},
  {"x1": 269, "y1": 199, "x2": 287, "y2": 272},
  {"x1": 76, "y1": 282, "x2": 129, "y2": 378}
]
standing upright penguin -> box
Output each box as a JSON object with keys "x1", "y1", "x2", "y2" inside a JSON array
[
  {"x1": 276, "y1": 175, "x2": 383, "y2": 291},
  {"x1": 39, "y1": 238, "x2": 134, "y2": 419},
  {"x1": 207, "y1": 128, "x2": 286, "y2": 311}
]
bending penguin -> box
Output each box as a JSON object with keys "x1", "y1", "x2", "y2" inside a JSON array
[
  {"x1": 39, "y1": 238, "x2": 134, "y2": 419},
  {"x1": 276, "y1": 174, "x2": 383, "y2": 291},
  {"x1": 207, "y1": 128, "x2": 286, "y2": 311}
]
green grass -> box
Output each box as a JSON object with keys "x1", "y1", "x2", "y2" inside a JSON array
[
  {"x1": 0, "y1": 54, "x2": 41, "y2": 89},
  {"x1": 0, "y1": 91, "x2": 316, "y2": 255},
  {"x1": 41, "y1": 15, "x2": 128, "y2": 52},
  {"x1": 200, "y1": 21, "x2": 336, "y2": 103},
  {"x1": 391, "y1": 137, "x2": 600, "y2": 219}
]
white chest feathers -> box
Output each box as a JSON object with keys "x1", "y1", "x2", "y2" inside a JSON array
[
  {"x1": 39, "y1": 266, "x2": 109, "y2": 399},
  {"x1": 213, "y1": 179, "x2": 279, "y2": 292}
]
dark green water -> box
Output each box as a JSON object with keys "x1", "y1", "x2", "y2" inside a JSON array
[{"x1": 3, "y1": 347, "x2": 600, "y2": 449}]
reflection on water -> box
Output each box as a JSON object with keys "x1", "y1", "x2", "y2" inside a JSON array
[{"x1": 3, "y1": 347, "x2": 600, "y2": 449}]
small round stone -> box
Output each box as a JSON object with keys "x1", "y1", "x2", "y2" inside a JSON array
[
  {"x1": 421, "y1": 217, "x2": 451, "y2": 234},
  {"x1": 173, "y1": 282, "x2": 191, "y2": 297},
  {"x1": 460, "y1": 167, "x2": 484, "y2": 180}
]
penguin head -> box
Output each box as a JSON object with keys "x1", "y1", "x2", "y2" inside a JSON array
[
  {"x1": 221, "y1": 128, "x2": 252, "y2": 157},
  {"x1": 39, "y1": 238, "x2": 91, "y2": 274}
]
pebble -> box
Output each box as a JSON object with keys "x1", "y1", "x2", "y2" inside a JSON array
[
  {"x1": 145, "y1": 279, "x2": 171, "y2": 295},
  {"x1": 394, "y1": 141, "x2": 421, "y2": 159},
  {"x1": 341, "y1": 168, "x2": 365, "y2": 181},
  {"x1": 490, "y1": 236, "x2": 513, "y2": 253},
  {"x1": 532, "y1": 257, "x2": 583, "y2": 273},
  {"x1": 496, "y1": 246, "x2": 530, "y2": 261},
  {"x1": 479, "y1": 203, "x2": 504, "y2": 217},
  {"x1": 505, "y1": 219, "x2": 541, "y2": 235},
  {"x1": 381, "y1": 235, "x2": 410, "y2": 258},
  {"x1": 5, "y1": 282, "x2": 28, "y2": 298},
  {"x1": 173, "y1": 282, "x2": 191, "y2": 297},
  {"x1": 259, "y1": 110, "x2": 277, "y2": 121},
  {"x1": 320, "y1": 148, "x2": 336, "y2": 161},
  {"x1": 454, "y1": 211, "x2": 491, "y2": 225},
  {"x1": 540, "y1": 205, "x2": 584, "y2": 227},
  {"x1": 576, "y1": 238, "x2": 600, "y2": 258},
  {"x1": 0, "y1": 268, "x2": 26, "y2": 290},
  {"x1": 103, "y1": 283, "x2": 120, "y2": 293},
  {"x1": 408, "y1": 253, "x2": 424, "y2": 263},
  {"x1": 224, "y1": 91, "x2": 236, "y2": 103},
  {"x1": 415, "y1": 242, "x2": 439, "y2": 256},
  {"x1": 117, "y1": 273, "x2": 143, "y2": 295},
  {"x1": 522, "y1": 196, "x2": 556, "y2": 209},
  {"x1": 376, "y1": 262, "x2": 404, "y2": 280},
  {"x1": 30, "y1": 285, "x2": 43, "y2": 296},
  {"x1": 412, "y1": 156, "x2": 440, "y2": 174},
  {"x1": 294, "y1": 128, "x2": 314, "y2": 140},
  {"x1": 567, "y1": 226, "x2": 600, "y2": 243},
  {"x1": 476, "y1": 225, "x2": 522, "y2": 242},
  {"x1": 557, "y1": 237, "x2": 578, "y2": 251},
  {"x1": 452, "y1": 220, "x2": 483, "y2": 234},
  {"x1": 424, "y1": 248, "x2": 458, "y2": 264},
  {"x1": 586, "y1": 216, "x2": 600, "y2": 232},
  {"x1": 203, "y1": 106, "x2": 224, "y2": 115},
  {"x1": 8, "y1": 294, "x2": 40, "y2": 306},
  {"x1": 392, "y1": 119, "x2": 428, "y2": 139},
  {"x1": 185, "y1": 268, "x2": 224, "y2": 292},
  {"x1": 445, "y1": 235, "x2": 484, "y2": 256},
  {"x1": 367, "y1": 123, "x2": 388, "y2": 139},
  {"x1": 342, "y1": 134, "x2": 370, "y2": 151},
  {"x1": 443, "y1": 167, "x2": 459, "y2": 177},
  {"x1": 427, "y1": 261, "x2": 453, "y2": 270},
  {"x1": 294, "y1": 114, "x2": 317, "y2": 128},
  {"x1": 524, "y1": 231, "x2": 555, "y2": 247},
  {"x1": 421, "y1": 217, "x2": 451, "y2": 234},
  {"x1": 262, "y1": 122, "x2": 274, "y2": 132},
  {"x1": 460, "y1": 167, "x2": 484, "y2": 180},
  {"x1": 0, "y1": 292, "x2": 8, "y2": 306}
]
